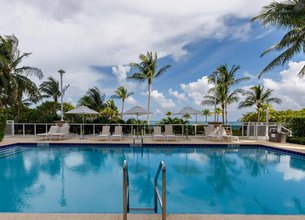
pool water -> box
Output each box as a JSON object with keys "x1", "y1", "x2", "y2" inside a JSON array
[{"x1": 0, "y1": 145, "x2": 305, "y2": 214}]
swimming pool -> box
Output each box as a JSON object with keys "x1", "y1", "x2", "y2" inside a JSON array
[{"x1": 0, "y1": 144, "x2": 305, "y2": 214}]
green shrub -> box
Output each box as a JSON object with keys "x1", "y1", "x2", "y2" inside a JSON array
[
  {"x1": 289, "y1": 117, "x2": 305, "y2": 137},
  {"x1": 0, "y1": 110, "x2": 7, "y2": 142},
  {"x1": 287, "y1": 137, "x2": 305, "y2": 145}
]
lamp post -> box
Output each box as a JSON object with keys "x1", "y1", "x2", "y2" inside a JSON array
[{"x1": 58, "y1": 69, "x2": 65, "y2": 121}]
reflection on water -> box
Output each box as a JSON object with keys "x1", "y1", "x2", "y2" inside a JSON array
[{"x1": 0, "y1": 146, "x2": 305, "y2": 214}]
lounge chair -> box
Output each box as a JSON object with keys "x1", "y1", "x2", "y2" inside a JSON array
[
  {"x1": 38, "y1": 126, "x2": 59, "y2": 140},
  {"x1": 164, "y1": 125, "x2": 177, "y2": 141},
  {"x1": 97, "y1": 126, "x2": 111, "y2": 140},
  {"x1": 111, "y1": 126, "x2": 123, "y2": 140},
  {"x1": 204, "y1": 126, "x2": 221, "y2": 141},
  {"x1": 51, "y1": 125, "x2": 70, "y2": 140},
  {"x1": 153, "y1": 126, "x2": 165, "y2": 141},
  {"x1": 217, "y1": 127, "x2": 239, "y2": 142}
]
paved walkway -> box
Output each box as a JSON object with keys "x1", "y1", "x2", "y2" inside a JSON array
[{"x1": 0, "y1": 213, "x2": 305, "y2": 220}]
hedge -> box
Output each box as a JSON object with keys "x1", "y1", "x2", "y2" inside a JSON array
[
  {"x1": 287, "y1": 137, "x2": 305, "y2": 145},
  {"x1": 0, "y1": 110, "x2": 7, "y2": 142},
  {"x1": 288, "y1": 117, "x2": 305, "y2": 137}
]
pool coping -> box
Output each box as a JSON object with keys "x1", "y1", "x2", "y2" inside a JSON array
[
  {"x1": 1, "y1": 141, "x2": 305, "y2": 158},
  {"x1": 0, "y1": 213, "x2": 305, "y2": 220}
]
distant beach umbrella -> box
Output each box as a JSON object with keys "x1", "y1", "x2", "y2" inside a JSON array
[
  {"x1": 66, "y1": 105, "x2": 99, "y2": 139},
  {"x1": 122, "y1": 105, "x2": 152, "y2": 121},
  {"x1": 122, "y1": 105, "x2": 152, "y2": 137},
  {"x1": 174, "y1": 106, "x2": 202, "y2": 123}
]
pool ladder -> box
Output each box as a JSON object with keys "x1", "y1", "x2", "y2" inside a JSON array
[{"x1": 123, "y1": 160, "x2": 166, "y2": 220}]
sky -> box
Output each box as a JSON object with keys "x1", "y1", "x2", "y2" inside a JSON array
[{"x1": 1, "y1": 0, "x2": 305, "y2": 121}]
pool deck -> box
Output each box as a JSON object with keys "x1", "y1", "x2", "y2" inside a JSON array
[
  {"x1": 1, "y1": 135, "x2": 305, "y2": 220},
  {"x1": 0, "y1": 213, "x2": 305, "y2": 220}
]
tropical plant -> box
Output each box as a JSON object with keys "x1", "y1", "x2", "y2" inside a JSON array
[
  {"x1": 0, "y1": 110, "x2": 7, "y2": 142},
  {"x1": 165, "y1": 111, "x2": 172, "y2": 117},
  {"x1": 253, "y1": 0, "x2": 305, "y2": 77},
  {"x1": 202, "y1": 64, "x2": 249, "y2": 125},
  {"x1": 215, "y1": 107, "x2": 222, "y2": 122},
  {"x1": 78, "y1": 87, "x2": 106, "y2": 111},
  {"x1": 202, "y1": 109, "x2": 212, "y2": 123},
  {"x1": 99, "y1": 100, "x2": 120, "y2": 121},
  {"x1": 111, "y1": 86, "x2": 133, "y2": 115},
  {"x1": 0, "y1": 35, "x2": 43, "y2": 113},
  {"x1": 128, "y1": 51, "x2": 171, "y2": 124},
  {"x1": 183, "y1": 113, "x2": 191, "y2": 122},
  {"x1": 238, "y1": 85, "x2": 281, "y2": 122},
  {"x1": 39, "y1": 76, "x2": 69, "y2": 113}
]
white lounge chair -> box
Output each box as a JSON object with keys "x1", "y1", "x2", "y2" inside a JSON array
[
  {"x1": 164, "y1": 125, "x2": 177, "y2": 141},
  {"x1": 97, "y1": 126, "x2": 111, "y2": 140},
  {"x1": 153, "y1": 126, "x2": 165, "y2": 141},
  {"x1": 217, "y1": 127, "x2": 239, "y2": 142},
  {"x1": 51, "y1": 125, "x2": 70, "y2": 140},
  {"x1": 111, "y1": 126, "x2": 123, "y2": 140},
  {"x1": 204, "y1": 126, "x2": 221, "y2": 141},
  {"x1": 38, "y1": 126, "x2": 59, "y2": 140}
]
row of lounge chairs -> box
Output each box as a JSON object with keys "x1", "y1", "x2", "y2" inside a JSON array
[
  {"x1": 38, "y1": 124, "x2": 70, "y2": 140},
  {"x1": 38, "y1": 124, "x2": 239, "y2": 142}
]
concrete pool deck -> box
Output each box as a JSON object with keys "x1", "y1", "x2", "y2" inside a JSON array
[
  {"x1": 1, "y1": 135, "x2": 305, "y2": 220},
  {"x1": 1, "y1": 213, "x2": 305, "y2": 220}
]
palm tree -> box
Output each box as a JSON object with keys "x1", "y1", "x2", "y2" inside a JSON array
[
  {"x1": 39, "y1": 77, "x2": 69, "y2": 113},
  {"x1": 128, "y1": 51, "x2": 171, "y2": 124},
  {"x1": 111, "y1": 86, "x2": 133, "y2": 116},
  {"x1": 238, "y1": 85, "x2": 282, "y2": 122},
  {"x1": 215, "y1": 107, "x2": 222, "y2": 122},
  {"x1": 202, "y1": 109, "x2": 212, "y2": 123},
  {"x1": 0, "y1": 35, "x2": 43, "y2": 109},
  {"x1": 78, "y1": 87, "x2": 105, "y2": 111},
  {"x1": 253, "y1": 0, "x2": 305, "y2": 77},
  {"x1": 100, "y1": 100, "x2": 119, "y2": 121},
  {"x1": 202, "y1": 64, "x2": 249, "y2": 125},
  {"x1": 165, "y1": 111, "x2": 172, "y2": 117}
]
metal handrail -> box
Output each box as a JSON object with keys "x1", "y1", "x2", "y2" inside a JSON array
[
  {"x1": 154, "y1": 161, "x2": 166, "y2": 220},
  {"x1": 123, "y1": 160, "x2": 129, "y2": 220}
]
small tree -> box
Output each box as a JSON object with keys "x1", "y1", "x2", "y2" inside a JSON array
[{"x1": 202, "y1": 109, "x2": 212, "y2": 123}]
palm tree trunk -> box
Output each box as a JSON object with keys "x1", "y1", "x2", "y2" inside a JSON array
[
  {"x1": 121, "y1": 99, "x2": 124, "y2": 118},
  {"x1": 221, "y1": 104, "x2": 225, "y2": 124},
  {"x1": 257, "y1": 107, "x2": 260, "y2": 122},
  {"x1": 205, "y1": 115, "x2": 207, "y2": 123},
  {"x1": 147, "y1": 83, "x2": 151, "y2": 124},
  {"x1": 225, "y1": 104, "x2": 228, "y2": 126}
]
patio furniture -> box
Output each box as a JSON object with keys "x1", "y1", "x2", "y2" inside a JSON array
[{"x1": 153, "y1": 126, "x2": 165, "y2": 141}]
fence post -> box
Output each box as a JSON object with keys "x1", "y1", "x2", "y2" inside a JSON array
[
  {"x1": 194, "y1": 124, "x2": 197, "y2": 136},
  {"x1": 23, "y1": 124, "x2": 25, "y2": 136},
  {"x1": 93, "y1": 124, "x2": 95, "y2": 136},
  {"x1": 34, "y1": 124, "x2": 37, "y2": 136}
]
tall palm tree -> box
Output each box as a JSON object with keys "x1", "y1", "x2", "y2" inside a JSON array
[
  {"x1": 78, "y1": 87, "x2": 105, "y2": 111},
  {"x1": 0, "y1": 35, "x2": 43, "y2": 109},
  {"x1": 111, "y1": 86, "x2": 133, "y2": 115},
  {"x1": 128, "y1": 51, "x2": 171, "y2": 124},
  {"x1": 253, "y1": 0, "x2": 305, "y2": 77},
  {"x1": 203, "y1": 64, "x2": 249, "y2": 125},
  {"x1": 238, "y1": 85, "x2": 282, "y2": 122},
  {"x1": 215, "y1": 107, "x2": 222, "y2": 122},
  {"x1": 202, "y1": 109, "x2": 212, "y2": 123}
]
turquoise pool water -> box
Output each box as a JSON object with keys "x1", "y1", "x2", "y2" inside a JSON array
[{"x1": 0, "y1": 145, "x2": 305, "y2": 214}]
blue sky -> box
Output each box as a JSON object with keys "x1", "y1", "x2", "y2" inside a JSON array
[{"x1": 1, "y1": 0, "x2": 305, "y2": 121}]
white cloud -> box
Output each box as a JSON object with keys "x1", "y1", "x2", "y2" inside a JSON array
[
  {"x1": 180, "y1": 76, "x2": 213, "y2": 106},
  {"x1": 0, "y1": 0, "x2": 273, "y2": 104},
  {"x1": 112, "y1": 65, "x2": 138, "y2": 91},
  {"x1": 168, "y1": 88, "x2": 187, "y2": 101},
  {"x1": 125, "y1": 96, "x2": 137, "y2": 105},
  {"x1": 276, "y1": 156, "x2": 305, "y2": 181},
  {"x1": 150, "y1": 90, "x2": 176, "y2": 109},
  {"x1": 262, "y1": 61, "x2": 305, "y2": 109}
]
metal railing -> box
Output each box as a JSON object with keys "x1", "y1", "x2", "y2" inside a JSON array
[
  {"x1": 123, "y1": 160, "x2": 166, "y2": 220},
  {"x1": 154, "y1": 161, "x2": 166, "y2": 220},
  {"x1": 6, "y1": 121, "x2": 285, "y2": 139}
]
